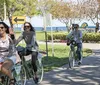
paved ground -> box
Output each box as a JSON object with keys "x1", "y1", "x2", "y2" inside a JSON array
[
  {"x1": 38, "y1": 41, "x2": 100, "y2": 49},
  {"x1": 23, "y1": 43, "x2": 100, "y2": 85},
  {"x1": 39, "y1": 51, "x2": 100, "y2": 85}
]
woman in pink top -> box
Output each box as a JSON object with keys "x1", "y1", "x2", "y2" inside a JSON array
[{"x1": 0, "y1": 22, "x2": 16, "y2": 85}]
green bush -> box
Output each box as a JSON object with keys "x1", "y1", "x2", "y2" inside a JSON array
[{"x1": 47, "y1": 32, "x2": 100, "y2": 43}]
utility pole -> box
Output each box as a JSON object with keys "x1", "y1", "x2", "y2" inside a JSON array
[{"x1": 4, "y1": 0, "x2": 7, "y2": 20}]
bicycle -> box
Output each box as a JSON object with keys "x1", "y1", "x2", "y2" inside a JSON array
[
  {"x1": 68, "y1": 40, "x2": 83, "y2": 68},
  {"x1": 16, "y1": 46, "x2": 44, "y2": 84},
  {"x1": 0, "y1": 62, "x2": 25, "y2": 85}
]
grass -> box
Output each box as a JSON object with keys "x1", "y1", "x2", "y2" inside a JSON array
[{"x1": 39, "y1": 44, "x2": 92, "y2": 72}]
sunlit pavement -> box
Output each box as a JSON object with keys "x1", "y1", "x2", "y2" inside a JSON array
[
  {"x1": 39, "y1": 52, "x2": 100, "y2": 85},
  {"x1": 38, "y1": 41, "x2": 100, "y2": 50},
  {"x1": 23, "y1": 42, "x2": 100, "y2": 85}
]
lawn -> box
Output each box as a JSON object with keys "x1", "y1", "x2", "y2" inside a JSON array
[{"x1": 38, "y1": 44, "x2": 92, "y2": 72}]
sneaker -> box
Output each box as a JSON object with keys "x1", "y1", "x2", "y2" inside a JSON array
[
  {"x1": 0, "y1": 76, "x2": 5, "y2": 83},
  {"x1": 33, "y1": 77, "x2": 39, "y2": 84}
]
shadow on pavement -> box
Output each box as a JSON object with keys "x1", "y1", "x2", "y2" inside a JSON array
[{"x1": 40, "y1": 54, "x2": 100, "y2": 85}]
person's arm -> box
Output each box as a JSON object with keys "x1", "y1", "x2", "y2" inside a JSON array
[
  {"x1": 8, "y1": 37, "x2": 16, "y2": 57},
  {"x1": 66, "y1": 31, "x2": 73, "y2": 45},
  {"x1": 30, "y1": 32, "x2": 39, "y2": 51},
  {"x1": 15, "y1": 33, "x2": 23, "y2": 46},
  {"x1": 31, "y1": 32, "x2": 36, "y2": 47},
  {"x1": 66, "y1": 31, "x2": 73, "y2": 39},
  {"x1": 79, "y1": 30, "x2": 82, "y2": 40}
]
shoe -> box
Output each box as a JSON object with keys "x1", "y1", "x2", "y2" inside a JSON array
[
  {"x1": 33, "y1": 77, "x2": 39, "y2": 84},
  {"x1": 78, "y1": 61, "x2": 81, "y2": 65},
  {"x1": 0, "y1": 76, "x2": 5, "y2": 83}
]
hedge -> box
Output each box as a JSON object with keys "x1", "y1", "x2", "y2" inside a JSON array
[{"x1": 47, "y1": 33, "x2": 100, "y2": 43}]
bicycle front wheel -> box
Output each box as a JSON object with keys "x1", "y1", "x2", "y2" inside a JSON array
[
  {"x1": 68, "y1": 50, "x2": 75, "y2": 68},
  {"x1": 36, "y1": 59, "x2": 43, "y2": 83},
  {"x1": 14, "y1": 64, "x2": 27, "y2": 85}
]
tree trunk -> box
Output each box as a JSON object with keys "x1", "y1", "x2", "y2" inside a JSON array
[
  {"x1": 95, "y1": 22, "x2": 99, "y2": 33},
  {"x1": 66, "y1": 25, "x2": 70, "y2": 33},
  {"x1": 8, "y1": 14, "x2": 13, "y2": 29}
]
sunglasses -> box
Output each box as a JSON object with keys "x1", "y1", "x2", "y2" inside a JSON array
[
  {"x1": 24, "y1": 26, "x2": 30, "y2": 28},
  {"x1": 0, "y1": 27, "x2": 5, "y2": 29}
]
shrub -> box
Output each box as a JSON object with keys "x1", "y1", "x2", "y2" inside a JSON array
[{"x1": 47, "y1": 32, "x2": 100, "y2": 43}]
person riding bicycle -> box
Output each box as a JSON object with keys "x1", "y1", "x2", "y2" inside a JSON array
[
  {"x1": 0, "y1": 22, "x2": 16, "y2": 85},
  {"x1": 15, "y1": 22, "x2": 39, "y2": 84},
  {"x1": 66, "y1": 24, "x2": 82, "y2": 65}
]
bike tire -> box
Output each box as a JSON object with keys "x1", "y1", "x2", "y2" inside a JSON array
[
  {"x1": 36, "y1": 59, "x2": 44, "y2": 83},
  {"x1": 68, "y1": 50, "x2": 75, "y2": 68},
  {"x1": 14, "y1": 65, "x2": 27, "y2": 85}
]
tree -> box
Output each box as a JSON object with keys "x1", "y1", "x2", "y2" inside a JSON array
[
  {"x1": 0, "y1": 0, "x2": 38, "y2": 27},
  {"x1": 37, "y1": 0, "x2": 54, "y2": 15},
  {"x1": 78, "y1": 0, "x2": 100, "y2": 32},
  {"x1": 0, "y1": 0, "x2": 5, "y2": 21},
  {"x1": 50, "y1": 1, "x2": 77, "y2": 32}
]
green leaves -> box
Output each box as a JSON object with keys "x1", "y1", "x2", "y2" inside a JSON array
[
  {"x1": 47, "y1": 32, "x2": 100, "y2": 43},
  {"x1": 0, "y1": 0, "x2": 39, "y2": 20}
]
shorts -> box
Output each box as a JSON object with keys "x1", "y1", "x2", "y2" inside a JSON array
[
  {"x1": 8, "y1": 56, "x2": 16, "y2": 64},
  {"x1": 0, "y1": 56, "x2": 16, "y2": 65}
]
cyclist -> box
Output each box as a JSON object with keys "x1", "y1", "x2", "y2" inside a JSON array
[
  {"x1": 66, "y1": 24, "x2": 82, "y2": 65},
  {"x1": 15, "y1": 22, "x2": 39, "y2": 84},
  {"x1": 0, "y1": 22, "x2": 16, "y2": 85}
]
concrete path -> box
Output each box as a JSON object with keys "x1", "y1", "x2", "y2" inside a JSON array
[
  {"x1": 40, "y1": 51, "x2": 100, "y2": 85},
  {"x1": 38, "y1": 41, "x2": 100, "y2": 50},
  {"x1": 38, "y1": 42, "x2": 100, "y2": 85},
  {"x1": 23, "y1": 42, "x2": 100, "y2": 85}
]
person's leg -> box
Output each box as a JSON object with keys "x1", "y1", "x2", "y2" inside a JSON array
[
  {"x1": 70, "y1": 44, "x2": 73, "y2": 51},
  {"x1": 0, "y1": 62, "x2": 4, "y2": 83},
  {"x1": 31, "y1": 52, "x2": 38, "y2": 77},
  {"x1": 76, "y1": 43, "x2": 82, "y2": 63},
  {"x1": 31, "y1": 51, "x2": 38, "y2": 83},
  {"x1": 17, "y1": 48, "x2": 25, "y2": 61},
  {"x1": 1, "y1": 60, "x2": 13, "y2": 79},
  {"x1": 1, "y1": 60, "x2": 16, "y2": 85}
]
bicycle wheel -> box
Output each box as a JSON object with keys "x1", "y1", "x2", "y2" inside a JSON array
[
  {"x1": 81, "y1": 50, "x2": 83, "y2": 61},
  {"x1": 14, "y1": 64, "x2": 27, "y2": 85},
  {"x1": 0, "y1": 76, "x2": 9, "y2": 85},
  {"x1": 36, "y1": 59, "x2": 43, "y2": 83},
  {"x1": 68, "y1": 50, "x2": 75, "y2": 68}
]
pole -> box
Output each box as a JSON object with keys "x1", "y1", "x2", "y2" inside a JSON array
[
  {"x1": 50, "y1": 14, "x2": 54, "y2": 57},
  {"x1": 45, "y1": 31, "x2": 48, "y2": 58},
  {"x1": 43, "y1": 12, "x2": 48, "y2": 58}
]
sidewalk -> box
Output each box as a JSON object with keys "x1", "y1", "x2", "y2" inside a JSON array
[
  {"x1": 40, "y1": 52, "x2": 100, "y2": 85},
  {"x1": 38, "y1": 42, "x2": 100, "y2": 85},
  {"x1": 25, "y1": 42, "x2": 100, "y2": 85},
  {"x1": 38, "y1": 41, "x2": 100, "y2": 50}
]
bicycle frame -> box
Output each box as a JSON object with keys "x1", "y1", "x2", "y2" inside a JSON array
[
  {"x1": 68, "y1": 41, "x2": 83, "y2": 68},
  {"x1": 20, "y1": 51, "x2": 44, "y2": 84}
]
